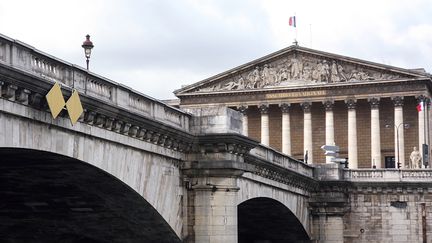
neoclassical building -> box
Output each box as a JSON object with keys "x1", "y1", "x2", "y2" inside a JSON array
[{"x1": 174, "y1": 45, "x2": 432, "y2": 169}]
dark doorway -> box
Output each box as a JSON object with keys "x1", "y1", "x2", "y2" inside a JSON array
[
  {"x1": 0, "y1": 148, "x2": 180, "y2": 243},
  {"x1": 385, "y1": 156, "x2": 395, "y2": 168},
  {"x1": 238, "y1": 197, "x2": 310, "y2": 243}
]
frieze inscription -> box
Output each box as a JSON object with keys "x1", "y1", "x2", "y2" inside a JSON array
[
  {"x1": 181, "y1": 81, "x2": 426, "y2": 106},
  {"x1": 266, "y1": 90, "x2": 326, "y2": 99}
]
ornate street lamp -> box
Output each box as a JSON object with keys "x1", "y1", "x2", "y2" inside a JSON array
[
  {"x1": 81, "y1": 34, "x2": 94, "y2": 70},
  {"x1": 385, "y1": 123, "x2": 410, "y2": 168}
]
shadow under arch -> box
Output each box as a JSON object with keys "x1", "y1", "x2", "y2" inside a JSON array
[
  {"x1": 0, "y1": 148, "x2": 181, "y2": 243},
  {"x1": 238, "y1": 197, "x2": 310, "y2": 243}
]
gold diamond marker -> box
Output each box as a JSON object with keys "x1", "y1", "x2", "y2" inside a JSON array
[
  {"x1": 46, "y1": 82, "x2": 66, "y2": 119},
  {"x1": 66, "y1": 89, "x2": 84, "y2": 126}
]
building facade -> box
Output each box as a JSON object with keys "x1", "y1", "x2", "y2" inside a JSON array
[{"x1": 175, "y1": 45, "x2": 432, "y2": 169}]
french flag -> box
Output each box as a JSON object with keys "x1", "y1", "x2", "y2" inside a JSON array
[
  {"x1": 417, "y1": 101, "x2": 424, "y2": 112},
  {"x1": 289, "y1": 16, "x2": 296, "y2": 27}
]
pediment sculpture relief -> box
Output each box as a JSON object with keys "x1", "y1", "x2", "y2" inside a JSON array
[{"x1": 197, "y1": 55, "x2": 409, "y2": 92}]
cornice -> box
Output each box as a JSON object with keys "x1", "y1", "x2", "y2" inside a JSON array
[
  {"x1": 178, "y1": 78, "x2": 431, "y2": 108},
  {"x1": 244, "y1": 153, "x2": 318, "y2": 191},
  {"x1": 193, "y1": 133, "x2": 259, "y2": 156},
  {"x1": 178, "y1": 78, "x2": 431, "y2": 99}
]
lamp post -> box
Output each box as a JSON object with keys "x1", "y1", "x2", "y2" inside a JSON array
[
  {"x1": 81, "y1": 34, "x2": 94, "y2": 70},
  {"x1": 386, "y1": 123, "x2": 409, "y2": 168}
]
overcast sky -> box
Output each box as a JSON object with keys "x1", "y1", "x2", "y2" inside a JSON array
[{"x1": 1, "y1": 0, "x2": 431, "y2": 99}]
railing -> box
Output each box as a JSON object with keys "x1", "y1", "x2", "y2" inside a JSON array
[
  {"x1": 249, "y1": 145, "x2": 314, "y2": 178},
  {"x1": 0, "y1": 33, "x2": 189, "y2": 131},
  {"x1": 344, "y1": 169, "x2": 432, "y2": 182}
]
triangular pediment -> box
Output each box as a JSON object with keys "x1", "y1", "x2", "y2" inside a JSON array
[{"x1": 175, "y1": 46, "x2": 430, "y2": 96}]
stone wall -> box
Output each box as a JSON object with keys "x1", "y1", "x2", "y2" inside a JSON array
[
  {"x1": 312, "y1": 165, "x2": 432, "y2": 243},
  {"x1": 344, "y1": 190, "x2": 430, "y2": 243}
]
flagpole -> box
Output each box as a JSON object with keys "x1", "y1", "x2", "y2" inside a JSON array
[
  {"x1": 309, "y1": 24, "x2": 312, "y2": 48},
  {"x1": 295, "y1": 13, "x2": 298, "y2": 44}
]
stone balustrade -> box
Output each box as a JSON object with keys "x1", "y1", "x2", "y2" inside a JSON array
[
  {"x1": 0, "y1": 33, "x2": 189, "y2": 131},
  {"x1": 249, "y1": 145, "x2": 314, "y2": 178},
  {"x1": 343, "y1": 169, "x2": 432, "y2": 182}
]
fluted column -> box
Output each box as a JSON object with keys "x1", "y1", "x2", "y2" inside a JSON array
[
  {"x1": 238, "y1": 105, "x2": 249, "y2": 136},
  {"x1": 417, "y1": 95, "x2": 426, "y2": 167},
  {"x1": 259, "y1": 104, "x2": 270, "y2": 146},
  {"x1": 427, "y1": 100, "x2": 431, "y2": 166},
  {"x1": 279, "y1": 103, "x2": 291, "y2": 155},
  {"x1": 369, "y1": 97, "x2": 381, "y2": 168},
  {"x1": 392, "y1": 96, "x2": 405, "y2": 168},
  {"x1": 346, "y1": 99, "x2": 358, "y2": 169},
  {"x1": 301, "y1": 102, "x2": 313, "y2": 163},
  {"x1": 323, "y1": 100, "x2": 335, "y2": 163}
]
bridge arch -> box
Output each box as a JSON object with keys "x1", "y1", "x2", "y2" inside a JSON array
[
  {"x1": 238, "y1": 197, "x2": 310, "y2": 243},
  {"x1": 237, "y1": 177, "x2": 311, "y2": 235},
  {"x1": 0, "y1": 109, "x2": 184, "y2": 236},
  {"x1": 0, "y1": 148, "x2": 181, "y2": 242}
]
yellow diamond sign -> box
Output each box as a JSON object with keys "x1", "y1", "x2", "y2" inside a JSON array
[
  {"x1": 46, "y1": 82, "x2": 66, "y2": 119},
  {"x1": 65, "y1": 89, "x2": 84, "y2": 126},
  {"x1": 46, "y1": 82, "x2": 85, "y2": 126}
]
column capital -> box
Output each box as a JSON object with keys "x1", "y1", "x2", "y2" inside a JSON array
[
  {"x1": 301, "y1": 102, "x2": 312, "y2": 113},
  {"x1": 259, "y1": 103, "x2": 269, "y2": 114},
  {"x1": 368, "y1": 97, "x2": 380, "y2": 109},
  {"x1": 345, "y1": 98, "x2": 357, "y2": 110},
  {"x1": 279, "y1": 103, "x2": 291, "y2": 113},
  {"x1": 238, "y1": 105, "x2": 248, "y2": 115},
  {"x1": 323, "y1": 99, "x2": 335, "y2": 111},
  {"x1": 417, "y1": 94, "x2": 427, "y2": 101},
  {"x1": 392, "y1": 96, "x2": 404, "y2": 107},
  {"x1": 416, "y1": 94, "x2": 430, "y2": 104}
]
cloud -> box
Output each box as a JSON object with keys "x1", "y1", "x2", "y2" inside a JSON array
[{"x1": 0, "y1": 0, "x2": 431, "y2": 99}]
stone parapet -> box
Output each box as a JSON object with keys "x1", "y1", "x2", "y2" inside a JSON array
[
  {"x1": 313, "y1": 163, "x2": 342, "y2": 180},
  {"x1": 184, "y1": 106, "x2": 243, "y2": 134},
  {"x1": 249, "y1": 145, "x2": 314, "y2": 178},
  {"x1": 245, "y1": 144, "x2": 317, "y2": 192},
  {"x1": 0, "y1": 33, "x2": 190, "y2": 131},
  {"x1": 343, "y1": 169, "x2": 432, "y2": 182}
]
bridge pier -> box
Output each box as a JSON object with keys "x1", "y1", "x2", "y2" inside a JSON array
[
  {"x1": 185, "y1": 176, "x2": 240, "y2": 243},
  {"x1": 311, "y1": 211, "x2": 345, "y2": 243},
  {"x1": 310, "y1": 164, "x2": 349, "y2": 243},
  {"x1": 181, "y1": 107, "x2": 258, "y2": 243}
]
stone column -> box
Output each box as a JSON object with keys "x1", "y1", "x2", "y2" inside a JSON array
[
  {"x1": 259, "y1": 104, "x2": 270, "y2": 146},
  {"x1": 417, "y1": 95, "x2": 426, "y2": 167},
  {"x1": 279, "y1": 103, "x2": 291, "y2": 155},
  {"x1": 392, "y1": 96, "x2": 405, "y2": 168},
  {"x1": 369, "y1": 97, "x2": 381, "y2": 168},
  {"x1": 323, "y1": 100, "x2": 335, "y2": 163},
  {"x1": 238, "y1": 105, "x2": 248, "y2": 136},
  {"x1": 427, "y1": 99, "x2": 431, "y2": 166},
  {"x1": 346, "y1": 99, "x2": 358, "y2": 169},
  {"x1": 187, "y1": 177, "x2": 239, "y2": 243},
  {"x1": 301, "y1": 102, "x2": 313, "y2": 163}
]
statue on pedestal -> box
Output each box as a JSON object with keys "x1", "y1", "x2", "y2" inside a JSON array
[{"x1": 409, "y1": 147, "x2": 422, "y2": 169}]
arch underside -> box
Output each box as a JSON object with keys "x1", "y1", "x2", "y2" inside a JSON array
[
  {"x1": 238, "y1": 197, "x2": 310, "y2": 243},
  {"x1": 0, "y1": 148, "x2": 180, "y2": 242}
]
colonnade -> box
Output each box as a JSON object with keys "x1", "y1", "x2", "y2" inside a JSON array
[{"x1": 238, "y1": 95, "x2": 430, "y2": 168}]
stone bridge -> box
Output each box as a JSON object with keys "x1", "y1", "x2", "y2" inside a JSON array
[{"x1": 1, "y1": 34, "x2": 432, "y2": 243}]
